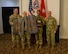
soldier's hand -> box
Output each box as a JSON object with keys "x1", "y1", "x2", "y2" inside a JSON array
[
  {"x1": 54, "y1": 31, "x2": 56, "y2": 34},
  {"x1": 10, "y1": 22, "x2": 14, "y2": 25}
]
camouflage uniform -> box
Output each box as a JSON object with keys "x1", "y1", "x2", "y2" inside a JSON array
[
  {"x1": 35, "y1": 16, "x2": 45, "y2": 48},
  {"x1": 23, "y1": 15, "x2": 38, "y2": 48},
  {"x1": 9, "y1": 14, "x2": 23, "y2": 48},
  {"x1": 22, "y1": 16, "x2": 31, "y2": 47},
  {"x1": 45, "y1": 16, "x2": 57, "y2": 46}
]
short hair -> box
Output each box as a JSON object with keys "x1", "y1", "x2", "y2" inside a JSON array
[
  {"x1": 48, "y1": 11, "x2": 52, "y2": 14},
  {"x1": 23, "y1": 11, "x2": 27, "y2": 14},
  {"x1": 13, "y1": 8, "x2": 18, "y2": 10}
]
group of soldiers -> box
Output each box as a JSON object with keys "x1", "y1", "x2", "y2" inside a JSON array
[{"x1": 9, "y1": 8, "x2": 57, "y2": 50}]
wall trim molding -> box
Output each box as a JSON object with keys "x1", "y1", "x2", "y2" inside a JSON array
[{"x1": 60, "y1": 36, "x2": 68, "y2": 39}]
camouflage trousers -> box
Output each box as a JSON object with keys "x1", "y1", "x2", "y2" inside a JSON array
[
  {"x1": 22, "y1": 31, "x2": 31, "y2": 45},
  {"x1": 12, "y1": 33, "x2": 32, "y2": 46},
  {"x1": 35, "y1": 27, "x2": 43, "y2": 45},
  {"x1": 12, "y1": 34, "x2": 20, "y2": 46},
  {"x1": 46, "y1": 29, "x2": 55, "y2": 46}
]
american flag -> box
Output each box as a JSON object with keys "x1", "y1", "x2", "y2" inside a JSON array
[{"x1": 29, "y1": 0, "x2": 33, "y2": 13}]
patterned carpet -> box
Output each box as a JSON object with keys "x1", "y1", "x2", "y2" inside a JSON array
[{"x1": 0, "y1": 34, "x2": 68, "y2": 54}]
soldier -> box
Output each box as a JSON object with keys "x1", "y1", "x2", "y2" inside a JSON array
[
  {"x1": 22, "y1": 11, "x2": 31, "y2": 49},
  {"x1": 45, "y1": 11, "x2": 57, "y2": 48},
  {"x1": 9, "y1": 8, "x2": 23, "y2": 48},
  {"x1": 35, "y1": 10, "x2": 45, "y2": 49},
  {"x1": 23, "y1": 11, "x2": 38, "y2": 49}
]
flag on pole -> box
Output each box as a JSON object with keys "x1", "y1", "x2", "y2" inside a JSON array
[
  {"x1": 40, "y1": 0, "x2": 46, "y2": 18},
  {"x1": 29, "y1": 0, "x2": 33, "y2": 14}
]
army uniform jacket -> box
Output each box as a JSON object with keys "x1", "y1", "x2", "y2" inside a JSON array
[{"x1": 9, "y1": 14, "x2": 24, "y2": 35}]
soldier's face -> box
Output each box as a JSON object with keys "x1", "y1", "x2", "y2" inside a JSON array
[
  {"x1": 23, "y1": 12, "x2": 27, "y2": 16},
  {"x1": 13, "y1": 9, "x2": 18, "y2": 14},
  {"x1": 37, "y1": 11, "x2": 40, "y2": 15},
  {"x1": 48, "y1": 11, "x2": 51, "y2": 17}
]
